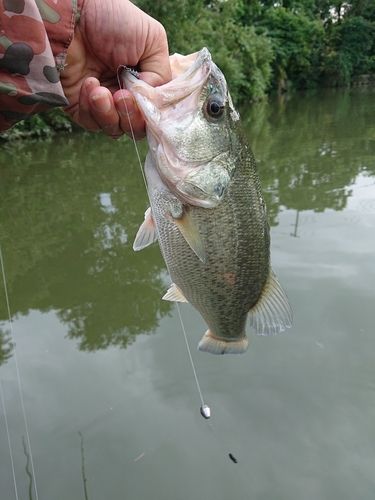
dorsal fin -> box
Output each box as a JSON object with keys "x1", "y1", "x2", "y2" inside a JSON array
[{"x1": 249, "y1": 270, "x2": 292, "y2": 335}]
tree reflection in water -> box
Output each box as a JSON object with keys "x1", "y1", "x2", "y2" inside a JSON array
[
  {"x1": 0, "y1": 134, "x2": 171, "y2": 363},
  {"x1": 1, "y1": 86, "x2": 375, "y2": 365}
]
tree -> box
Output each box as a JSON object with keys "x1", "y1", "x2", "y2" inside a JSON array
[
  {"x1": 259, "y1": 7, "x2": 326, "y2": 90},
  {"x1": 136, "y1": 0, "x2": 274, "y2": 101},
  {"x1": 322, "y1": 15, "x2": 375, "y2": 85}
]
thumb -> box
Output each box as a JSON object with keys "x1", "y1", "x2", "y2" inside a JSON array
[{"x1": 137, "y1": 25, "x2": 172, "y2": 87}]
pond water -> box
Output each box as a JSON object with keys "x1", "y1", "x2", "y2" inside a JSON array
[{"x1": 1, "y1": 86, "x2": 375, "y2": 500}]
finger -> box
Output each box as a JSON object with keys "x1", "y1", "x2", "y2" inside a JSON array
[
  {"x1": 89, "y1": 86, "x2": 123, "y2": 139},
  {"x1": 81, "y1": 78, "x2": 100, "y2": 113},
  {"x1": 63, "y1": 78, "x2": 102, "y2": 131},
  {"x1": 76, "y1": 77, "x2": 102, "y2": 131},
  {"x1": 114, "y1": 89, "x2": 146, "y2": 141},
  {"x1": 139, "y1": 63, "x2": 172, "y2": 88},
  {"x1": 138, "y1": 23, "x2": 172, "y2": 87},
  {"x1": 139, "y1": 63, "x2": 172, "y2": 89}
]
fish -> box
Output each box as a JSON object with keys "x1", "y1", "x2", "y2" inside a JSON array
[{"x1": 123, "y1": 47, "x2": 292, "y2": 355}]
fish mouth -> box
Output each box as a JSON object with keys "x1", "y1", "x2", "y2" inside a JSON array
[
  {"x1": 123, "y1": 48, "x2": 232, "y2": 207},
  {"x1": 123, "y1": 48, "x2": 213, "y2": 110}
]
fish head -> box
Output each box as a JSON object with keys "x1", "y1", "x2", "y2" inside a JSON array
[{"x1": 123, "y1": 48, "x2": 241, "y2": 208}]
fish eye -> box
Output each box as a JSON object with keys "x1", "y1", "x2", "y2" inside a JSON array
[{"x1": 203, "y1": 95, "x2": 225, "y2": 121}]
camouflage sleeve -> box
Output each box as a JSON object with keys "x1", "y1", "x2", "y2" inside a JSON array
[{"x1": 0, "y1": 0, "x2": 83, "y2": 131}]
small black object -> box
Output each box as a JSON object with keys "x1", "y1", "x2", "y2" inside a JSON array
[{"x1": 229, "y1": 453, "x2": 238, "y2": 464}]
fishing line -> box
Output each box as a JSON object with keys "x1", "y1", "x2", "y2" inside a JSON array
[
  {"x1": 175, "y1": 302, "x2": 205, "y2": 407},
  {"x1": 116, "y1": 67, "x2": 149, "y2": 193},
  {"x1": 0, "y1": 244, "x2": 40, "y2": 500},
  {"x1": 118, "y1": 71, "x2": 255, "y2": 477},
  {"x1": 0, "y1": 377, "x2": 19, "y2": 500},
  {"x1": 117, "y1": 69, "x2": 209, "y2": 417}
]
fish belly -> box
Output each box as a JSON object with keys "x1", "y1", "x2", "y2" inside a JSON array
[{"x1": 147, "y1": 156, "x2": 270, "y2": 347}]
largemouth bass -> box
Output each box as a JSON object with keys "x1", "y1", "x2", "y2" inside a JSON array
[{"x1": 123, "y1": 48, "x2": 292, "y2": 355}]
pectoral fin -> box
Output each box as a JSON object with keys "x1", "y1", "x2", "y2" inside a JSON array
[
  {"x1": 133, "y1": 207, "x2": 158, "y2": 251},
  {"x1": 171, "y1": 208, "x2": 205, "y2": 263},
  {"x1": 162, "y1": 283, "x2": 188, "y2": 302},
  {"x1": 249, "y1": 270, "x2": 293, "y2": 335}
]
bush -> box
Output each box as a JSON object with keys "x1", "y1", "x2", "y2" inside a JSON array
[{"x1": 0, "y1": 108, "x2": 77, "y2": 141}]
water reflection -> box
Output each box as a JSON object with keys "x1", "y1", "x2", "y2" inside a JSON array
[
  {"x1": 0, "y1": 134, "x2": 172, "y2": 364},
  {"x1": 242, "y1": 87, "x2": 375, "y2": 224},
  {"x1": 78, "y1": 432, "x2": 90, "y2": 500},
  {"x1": 0, "y1": 328, "x2": 12, "y2": 366},
  {"x1": 21, "y1": 436, "x2": 34, "y2": 500},
  {"x1": 0, "y1": 87, "x2": 374, "y2": 363}
]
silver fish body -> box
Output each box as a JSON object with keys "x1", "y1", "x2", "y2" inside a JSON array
[{"x1": 124, "y1": 48, "x2": 292, "y2": 354}]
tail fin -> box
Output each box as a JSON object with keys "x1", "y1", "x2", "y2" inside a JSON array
[{"x1": 197, "y1": 330, "x2": 248, "y2": 355}]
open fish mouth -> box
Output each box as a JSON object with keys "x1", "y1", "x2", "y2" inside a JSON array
[
  {"x1": 123, "y1": 48, "x2": 213, "y2": 110},
  {"x1": 122, "y1": 48, "x2": 235, "y2": 208}
]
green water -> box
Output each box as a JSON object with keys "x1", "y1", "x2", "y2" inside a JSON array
[{"x1": 1, "y1": 87, "x2": 375, "y2": 499}]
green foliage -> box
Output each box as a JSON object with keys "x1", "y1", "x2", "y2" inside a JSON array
[
  {"x1": 322, "y1": 16, "x2": 375, "y2": 86},
  {"x1": 0, "y1": 108, "x2": 77, "y2": 141},
  {"x1": 4, "y1": 0, "x2": 375, "y2": 140},
  {"x1": 136, "y1": 0, "x2": 274, "y2": 102},
  {"x1": 137, "y1": 0, "x2": 375, "y2": 97},
  {"x1": 259, "y1": 7, "x2": 326, "y2": 89},
  {"x1": 348, "y1": 0, "x2": 375, "y2": 21}
]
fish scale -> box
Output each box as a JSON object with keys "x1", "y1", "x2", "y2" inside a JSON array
[
  {"x1": 148, "y1": 141, "x2": 269, "y2": 342},
  {"x1": 124, "y1": 47, "x2": 292, "y2": 354}
]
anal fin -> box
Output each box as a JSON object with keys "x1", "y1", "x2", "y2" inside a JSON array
[
  {"x1": 249, "y1": 269, "x2": 293, "y2": 335},
  {"x1": 162, "y1": 283, "x2": 188, "y2": 303}
]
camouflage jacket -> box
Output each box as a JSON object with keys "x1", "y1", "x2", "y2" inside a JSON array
[{"x1": 0, "y1": 0, "x2": 82, "y2": 131}]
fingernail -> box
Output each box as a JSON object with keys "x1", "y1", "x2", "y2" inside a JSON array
[
  {"x1": 116, "y1": 96, "x2": 135, "y2": 116},
  {"x1": 91, "y1": 93, "x2": 111, "y2": 113},
  {"x1": 84, "y1": 78, "x2": 96, "y2": 90},
  {"x1": 134, "y1": 132, "x2": 146, "y2": 142}
]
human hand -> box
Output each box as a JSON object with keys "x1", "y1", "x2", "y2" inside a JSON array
[{"x1": 60, "y1": 0, "x2": 171, "y2": 139}]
